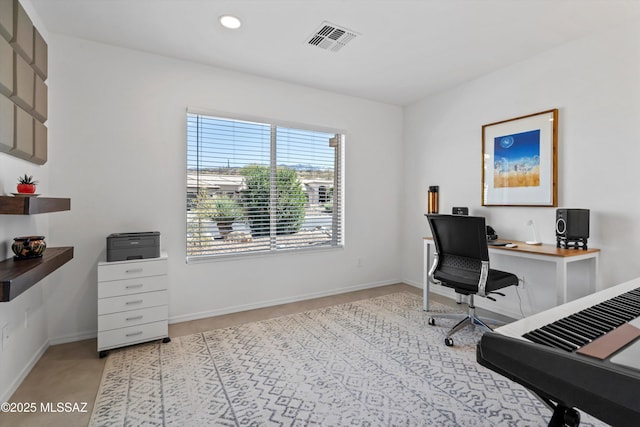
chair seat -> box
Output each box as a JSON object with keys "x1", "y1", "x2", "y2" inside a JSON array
[
  {"x1": 434, "y1": 268, "x2": 518, "y2": 295},
  {"x1": 486, "y1": 269, "x2": 519, "y2": 292}
]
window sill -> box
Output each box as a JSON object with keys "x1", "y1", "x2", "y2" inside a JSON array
[{"x1": 186, "y1": 244, "x2": 344, "y2": 264}]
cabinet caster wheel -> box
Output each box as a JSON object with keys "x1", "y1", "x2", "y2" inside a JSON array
[
  {"x1": 99, "y1": 350, "x2": 109, "y2": 358},
  {"x1": 162, "y1": 337, "x2": 171, "y2": 344},
  {"x1": 444, "y1": 337, "x2": 454, "y2": 347},
  {"x1": 428, "y1": 317, "x2": 436, "y2": 326}
]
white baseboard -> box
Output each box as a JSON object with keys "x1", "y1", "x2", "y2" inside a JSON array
[
  {"x1": 427, "y1": 286, "x2": 523, "y2": 320},
  {"x1": 6, "y1": 278, "x2": 519, "y2": 404},
  {"x1": 404, "y1": 274, "x2": 524, "y2": 320},
  {"x1": 402, "y1": 279, "x2": 422, "y2": 289},
  {"x1": 1, "y1": 340, "x2": 49, "y2": 404},
  {"x1": 45, "y1": 280, "x2": 401, "y2": 343},
  {"x1": 169, "y1": 279, "x2": 400, "y2": 324},
  {"x1": 48, "y1": 329, "x2": 97, "y2": 346}
]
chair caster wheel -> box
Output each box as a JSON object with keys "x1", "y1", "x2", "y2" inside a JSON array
[
  {"x1": 428, "y1": 317, "x2": 436, "y2": 326},
  {"x1": 162, "y1": 337, "x2": 171, "y2": 344},
  {"x1": 444, "y1": 337, "x2": 454, "y2": 347},
  {"x1": 99, "y1": 350, "x2": 109, "y2": 358},
  {"x1": 564, "y1": 408, "x2": 580, "y2": 427}
]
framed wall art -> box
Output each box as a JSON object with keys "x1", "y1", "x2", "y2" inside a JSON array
[{"x1": 482, "y1": 109, "x2": 558, "y2": 207}]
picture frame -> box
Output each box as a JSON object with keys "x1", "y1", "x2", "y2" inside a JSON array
[{"x1": 482, "y1": 109, "x2": 558, "y2": 207}]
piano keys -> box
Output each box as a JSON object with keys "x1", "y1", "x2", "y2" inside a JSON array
[
  {"x1": 477, "y1": 276, "x2": 640, "y2": 427},
  {"x1": 522, "y1": 287, "x2": 640, "y2": 355}
]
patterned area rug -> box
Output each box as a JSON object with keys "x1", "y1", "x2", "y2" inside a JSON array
[{"x1": 90, "y1": 292, "x2": 607, "y2": 426}]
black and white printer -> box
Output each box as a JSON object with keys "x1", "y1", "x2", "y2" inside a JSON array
[{"x1": 106, "y1": 231, "x2": 160, "y2": 262}]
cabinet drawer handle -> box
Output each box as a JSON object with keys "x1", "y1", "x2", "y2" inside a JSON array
[
  {"x1": 125, "y1": 300, "x2": 144, "y2": 305},
  {"x1": 126, "y1": 315, "x2": 143, "y2": 321},
  {"x1": 125, "y1": 268, "x2": 143, "y2": 274},
  {"x1": 126, "y1": 284, "x2": 144, "y2": 289},
  {"x1": 126, "y1": 331, "x2": 143, "y2": 337}
]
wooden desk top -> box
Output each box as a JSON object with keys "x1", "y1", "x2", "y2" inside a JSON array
[{"x1": 423, "y1": 237, "x2": 599, "y2": 258}]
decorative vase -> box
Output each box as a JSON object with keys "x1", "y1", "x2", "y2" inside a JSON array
[
  {"x1": 12, "y1": 236, "x2": 47, "y2": 260},
  {"x1": 17, "y1": 183, "x2": 36, "y2": 194}
]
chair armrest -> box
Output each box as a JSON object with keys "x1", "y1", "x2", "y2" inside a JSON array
[{"x1": 478, "y1": 260, "x2": 489, "y2": 296}]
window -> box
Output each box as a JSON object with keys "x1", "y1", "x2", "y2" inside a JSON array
[{"x1": 187, "y1": 112, "x2": 343, "y2": 260}]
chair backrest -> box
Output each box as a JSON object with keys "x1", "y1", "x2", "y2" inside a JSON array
[
  {"x1": 426, "y1": 214, "x2": 490, "y2": 291},
  {"x1": 426, "y1": 214, "x2": 489, "y2": 262}
]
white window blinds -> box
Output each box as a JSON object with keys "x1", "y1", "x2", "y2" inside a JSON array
[{"x1": 187, "y1": 112, "x2": 343, "y2": 259}]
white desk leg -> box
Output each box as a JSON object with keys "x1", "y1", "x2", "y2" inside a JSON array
[
  {"x1": 556, "y1": 259, "x2": 568, "y2": 304},
  {"x1": 423, "y1": 240, "x2": 430, "y2": 311},
  {"x1": 593, "y1": 253, "x2": 600, "y2": 293}
]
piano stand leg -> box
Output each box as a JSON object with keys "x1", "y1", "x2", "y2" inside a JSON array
[{"x1": 548, "y1": 404, "x2": 581, "y2": 427}]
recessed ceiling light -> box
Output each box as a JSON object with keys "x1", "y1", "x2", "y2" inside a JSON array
[{"x1": 219, "y1": 15, "x2": 242, "y2": 30}]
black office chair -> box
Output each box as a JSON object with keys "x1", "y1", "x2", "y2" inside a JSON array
[{"x1": 426, "y1": 214, "x2": 519, "y2": 346}]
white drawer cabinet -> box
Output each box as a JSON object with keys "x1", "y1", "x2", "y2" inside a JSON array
[
  {"x1": 97, "y1": 252, "x2": 169, "y2": 357},
  {"x1": 98, "y1": 305, "x2": 168, "y2": 331},
  {"x1": 98, "y1": 321, "x2": 169, "y2": 352},
  {"x1": 98, "y1": 275, "x2": 168, "y2": 299},
  {"x1": 97, "y1": 290, "x2": 168, "y2": 315}
]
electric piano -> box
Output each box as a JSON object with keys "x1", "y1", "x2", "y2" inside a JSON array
[{"x1": 477, "y1": 277, "x2": 640, "y2": 427}]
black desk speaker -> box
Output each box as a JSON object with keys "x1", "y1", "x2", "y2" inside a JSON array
[{"x1": 556, "y1": 209, "x2": 589, "y2": 249}]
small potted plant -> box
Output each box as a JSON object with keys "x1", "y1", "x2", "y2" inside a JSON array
[
  {"x1": 17, "y1": 174, "x2": 38, "y2": 194},
  {"x1": 210, "y1": 194, "x2": 243, "y2": 239}
]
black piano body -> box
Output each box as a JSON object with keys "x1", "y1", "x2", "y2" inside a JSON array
[
  {"x1": 478, "y1": 332, "x2": 640, "y2": 426},
  {"x1": 477, "y1": 278, "x2": 640, "y2": 427}
]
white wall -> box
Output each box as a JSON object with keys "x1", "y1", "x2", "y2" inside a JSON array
[
  {"x1": 0, "y1": 1, "x2": 54, "y2": 402},
  {"x1": 401, "y1": 19, "x2": 640, "y2": 316},
  {"x1": 43, "y1": 35, "x2": 403, "y2": 343},
  {"x1": 0, "y1": 156, "x2": 52, "y2": 403}
]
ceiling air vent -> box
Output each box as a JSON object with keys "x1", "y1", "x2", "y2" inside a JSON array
[{"x1": 306, "y1": 21, "x2": 358, "y2": 52}]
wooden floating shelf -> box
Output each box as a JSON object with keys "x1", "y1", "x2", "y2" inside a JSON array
[
  {"x1": 0, "y1": 196, "x2": 70, "y2": 215},
  {"x1": 0, "y1": 247, "x2": 74, "y2": 302}
]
